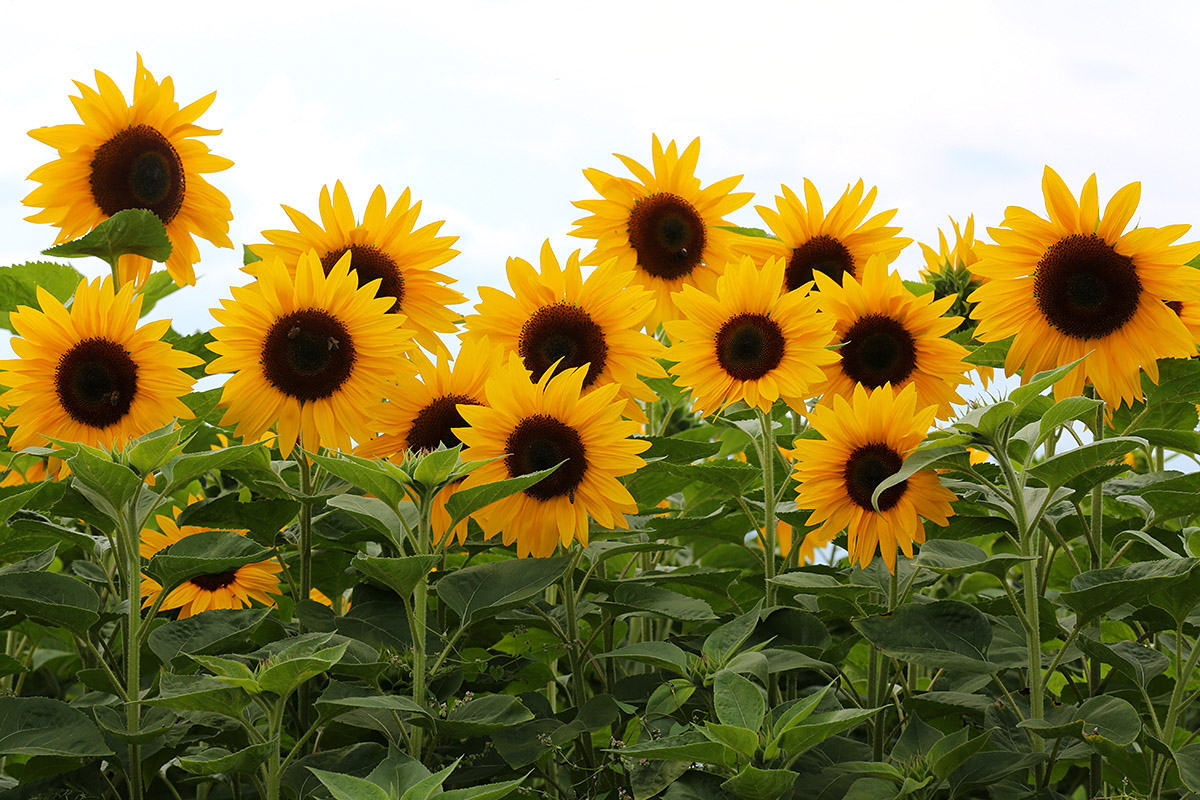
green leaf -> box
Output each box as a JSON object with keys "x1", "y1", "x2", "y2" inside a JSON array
[
  {"x1": 597, "y1": 642, "x2": 691, "y2": 677},
  {"x1": 871, "y1": 446, "x2": 966, "y2": 511},
  {"x1": 927, "y1": 727, "x2": 992, "y2": 781},
  {"x1": 243, "y1": 245, "x2": 262, "y2": 266},
  {"x1": 135, "y1": 270, "x2": 182, "y2": 318},
  {"x1": 1129, "y1": 472, "x2": 1200, "y2": 520},
  {"x1": 42, "y1": 208, "x2": 172, "y2": 265},
  {"x1": 719, "y1": 766, "x2": 797, "y2": 800},
  {"x1": 1009, "y1": 357, "x2": 1088, "y2": 415},
  {"x1": 426, "y1": 695, "x2": 534, "y2": 738},
  {"x1": 660, "y1": 460, "x2": 761, "y2": 497},
  {"x1": 144, "y1": 673, "x2": 250, "y2": 715},
  {"x1": 316, "y1": 684, "x2": 430, "y2": 720},
  {"x1": 0, "y1": 261, "x2": 82, "y2": 333},
  {"x1": 1038, "y1": 396, "x2": 1104, "y2": 446},
  {"x1": 614, "y1": 730, "x2": 737, "y2": 768},
  {"x1": 147, "y1": 607, "x2": 272, "y2": 668},
  {"x1": 0, "y1": 545, "x2": 57, "y2": 576},
  {"x1": 437, "y1": 776, "x2": 527, "y2": 800},
  {"x1": 352, "y1": 554, "x2": 438, "y2": 598},
  {"x1": 0, "y1": 697, "x2": 111, "y2": 757},
  {"x1": 163, "y1": 328, "x2": 218, "y2": 379},
  {"x1": 701, "y1": 723, "x2": 758, "y2": 758},
  {"x1": 1077, "y1": 635, "x2": 1170, "y2": 687},
  {"x1": 329, "y1": 495, "x2": 404, "y2": 545},
  {"x1": 0, "y1": 571, "x2": 100, "y2": 633},
  {"x1": 612, "y1": 583, "x2": 716, "y2": 621},
  {"x1": 637, "y1": 435, "x2": 722, "y2": 463},
  {"x1": 1061, "y1": 558, "x2": 1199, "y2": 621},
  {"x1": 436, "y1": 556, "x2": 569, "y2": 627},
  {"x1": 444, "y1": 460, "x2": 564, "y2": 533},
  {"x1": 66, "y1": 447, "x2": 142, "y2": 519},
  {"x1": 703, "y1": 602, "x2": 761, "y2": 665},
  {"x1": 773, "y1": 708, "x2": 879, "y2": 756},
  {"x1": 914, "y1": 540, "x2": 1035, "y2": 579},
  {"x1": 176, "y1": 494, "x2": 300, "y2": 539},
  {"x1": 854, "y1": 600, "x2": 993, "y2": 673},
  {"x1": 144, "y1": 530, "x2": 273, "y2": 595},
  {"x1": 412, "y1": 446, "x2": 462, "y2": 487},
  {"x1": 770, "y1": 570, "x2": 870, "y2": 600},
  {"x1": 714, "y1": 671, "x2": 765, "y2": 732},
  {"x1": 842, "y1": 778, "x2": 901, "y2": 800},
  {"x1": 257, "y1": 633, "x2": 349, "y2": 696},
  {"x1": 1027, "y1": 437, "x2": 1145, "y2": 490},
  {"x1": 308, "y1": 451, "x2": 408, "y2": 508},
  {"x1": 309, "y1": 768, "x2": 391, "y2": 800},
  {"x1": 1175, "y1": 743, "x2": 1200, "y2": 792},
  {"x1": 159, "y1": 443, "x2": 265, "y2": 495},
  {"x1": 179, "y1": 742, "x2": 272, "y2": 775},
  {"x1": 716, "y1": 225, "x2": 777, "y2": 239},
  {"x1": 126, "y1": 425, "x2": 185, "y2": 475}
]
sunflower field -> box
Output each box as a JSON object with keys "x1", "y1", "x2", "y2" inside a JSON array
[{"x1": 3, "y1": 57, "x2": 1200, "y2": 800}]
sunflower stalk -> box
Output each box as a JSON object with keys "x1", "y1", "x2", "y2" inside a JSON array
[
  {"x1": 1087, "y1": 389, "x2": 1104, "y2": 800},
  {"x1": 295, "y1": 442, "x2": 315, "y2": 737},
  {"x1": 119, "y1": 483, "x2": 145, "y2": 800},
  {"x1": 757, "y1": 408, "x2": 779, "y2": 607},
  {"x1": 409, "y1": 487, "x2": 435, "y2": 761}
]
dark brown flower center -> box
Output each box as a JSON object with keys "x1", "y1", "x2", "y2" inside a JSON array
[
  {"x1": 518, "y1": 303, "x2": 608, "y2": 388},
  {"x1": 788, "y1": 235, "x2": 854, "y2": 292},
  {"x1": 626, "y1": 193, "x2": 706, "y2": 281},
  {"x1": 191, "y1": 571, "x2": 238, "y2": 591},
  {"x1": 260, "y1": 309, "x2": 356, "y2": 402},
  {"x1": 55, "y1": 337, "x2": 139, "y2": 428},
  {"x1": 1167, "y1": 300, "x2": 1184, "y2": 316},
  {"x1": 90, "y1": 124, "x2": 185, "y2": 224},
  {"x1": 715, "y1": 313, "x2": 785, "y2": 381},
  {"x1": 1033, "y1": 234, "x2": 1141, "y2": 340},
  {"x1": 505, "y1": 414, "x2": 587, "y2": 501},
  {"x1": 407, "y1": 394, "x2": 480, "y2": 451},
  {"x1": 840, "y1": 314, "x2": 918, "y2": 388},
  {"x1": 843, "y1": 443, "x2": 907, "y2": 512},
  {"x1": 320, "y1": 245, "x2": 405, "y2": 314}
]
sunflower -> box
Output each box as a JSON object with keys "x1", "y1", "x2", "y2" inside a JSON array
[
  {"x1": 570, "y1": 135, "x2": 753, "y2": 327},
  {"x1": 737, "y1": 179, "x2": 911, "y2": 294},
  {"x1": 1165, "y1": 298, "x2": 1200, "y2": 351},
  {"x1": 0, "y1": 459, "x2": 49, "y2": 487},
  {"x1": 0, "y1": 277, "x2": 200, "y2": 452},
  {"x1": 792, "y1": 383, "x2": 955, "y2": 573},
  {"x1": 140, "y1": 496, "x2": 281, "y2": 618},
  {"x1": 251, "y1": 182, "x2": 463, "y2": 357},
  {"x1": 919, "y1": 216, "x2": 982, "y2": 282},
  {"x1": 455, "y1": 359, "x2": 649, "y2": 558},
  {"x1": 812, "y1": 257, "x2": 971, "y2": 419},
  {"x1": 357, "y1": 337, "x2": 503, "y2": 546},
  {"x1": 969, "y1": 167, "x2": 1200, "y2": 408},
  {"x1": 663, "y1": 255, "x2": 837, "y2": 416},
  {"x1": 24, "y1": 56, "x2": 233, "y2": 287},
  {"x1": 310, "y1": 587, "x2": 351, "y2": 614},
  {"x1": 207, "y1": 250, "x2": 415, "y2": 458},
  {"x1": 463, "y1": 241, "x2": 666, "y2": 422}
]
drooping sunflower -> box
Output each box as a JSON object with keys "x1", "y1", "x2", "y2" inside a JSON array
[
  {"x1": 737, "y1": 179, "x2": 911, "y2": 294},
  {"x1": 140, "y1": 497, "x2": 281, "y2": 619},
  {"x1": 357, "y1": 337, "x2": 503, "y2": 546},
  {"x1": 969, "y1": 167, "x2": 1200, "y2": 408},
  {"x1": 251, "y1": 182, "x2": 464, "y2": 357},
  {"x1": 792, "y1": 383, "x2": 955, "y2": 573},
  {"x1": 463, "y1": 241, "x2": 666, "y2": 422},
  {"x1": 24, "y1": 56, "x2": 234, "y2": 287},
  {"x1": 570, "y1": 135, "x2": 753, "y2": 327},
  {"x1": 663, "y1": 255, "x2": 837, "y2": 416},
  {"x1": 207, "y1": 250, "x2": 415, "y2": 458},
  {"x1": 455, "y1": 359, "x2": 649, "y2": 558},
  {"x1": 812, "y1": 257, "x2": 972, "y2": 419},
  {"x1": 0, "y1": 277, "x2": 200, "y2": 452}
]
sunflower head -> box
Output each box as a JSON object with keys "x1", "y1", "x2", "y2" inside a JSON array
[
  {"x1": 455, "y1": 358, "x2": 649, "y2": 558},
  {"x1": 569, "y1": 135, "x2": 753, "y2": 328},
  {"x1": 463, "y1": 241, "x2": 666, "y2": 422},
  {"x1": 969, "y1": 167, "x2": 1200, "y2": 407},
  {"x1": 207, "y1": 250, "x2": 416, "y2": 458},
  {"x1": 663, "y1": 255, "x2": 837, "y2": 416},
  {"x1": 251, "y1": 181, "x2": 464, "y2": 357},
  {"x1": 140, "y1": 495, "x2": 281, "y2": 619},
  {"x1": 812, "y1": 256, "x2": 971, "y2": 420},
  {"x1": 737, "y1": 179, "x2": 912, "y2": 295},
  {"x1": 24, "y1": 56, "x2": 234, "y2": 287},
  {"x1": 0, "y1": 277, "x2": 200, "y2": 452},
  {"x1": 793, "y1": 383, "x2": 955, "y2": 573}
]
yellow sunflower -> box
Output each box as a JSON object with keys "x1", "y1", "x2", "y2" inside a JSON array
[
  {"x1": 251, "y1": 182, "x2": 464, "y2": 357},
  {"x1": 1165, "y1": 299, "x2": 1200, "y2": 351},
  {"x1": 140, "y1": 496, "x2": 281, "y2": 619},
  {"x1": 24, "y1": 56, "x2": 233, "y2": 287},
  {"x1": 463, "y1": 241, "x2": 666, "y2": 422},
  {"x1": 663, "y1": 255, "x2": 837, "y2": 416},
  {"x1": 737, "y1": 179, "x2": 911, "y2": 294},
  {"x1": 207, "y1": 250, "x2": 416, "y2": 458},
  {"x1": 0, "y1": 459, "x2": 50, "y2": 487},
  {"x1": 812, "y1": 257, "x2": 972, "y2": 419},
  {"x1": 310, "y1": 587, "x2": 351, "y2": 614},
  {"x1": 0, "y1": 277, "x2": 199, "y2": 452},
  {"x1": 455, "y1": 359, "x2": 649, "y2": 558},
  {"x1": 969, "y1": 167, "x2": 1200, "y2": 408},
  {"x1": 570, "y1": 135, "x2": 753, "y2": 327},
  {"x1": 792, "y1": 383, "x2": 955, "y2": 573},
  {"x1": 357, "y1": 337, "x2": 503, "y2": 546}
]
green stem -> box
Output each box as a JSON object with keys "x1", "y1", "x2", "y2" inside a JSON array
[
  {"x1": 409, "y1": 490, "x2": 433, "y2": 761},
  {"x1": 757, "y1": 409, "x2": 778, "y2": 606},
  {"x1": 296, "y1": 444, "x2": 315, "y2": 738},
  {"x1": 1087, "y1": 394, "x2": 1105, "y2": 800},
  {"x1": 121, "y1": 485, "x2": 144, "y2": 800},
  {"x1": 262, "y1": 702, "x2": 284, "y2": 800}
]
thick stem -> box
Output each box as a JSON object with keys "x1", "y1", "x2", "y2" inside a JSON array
[
  {"x1": 757, "y1": 409, "x2": 778, "y2": 606},
  {"x1": 262, "y1": 702, "x2": 284, "y2": 800},
  {"x1": 1087, "y1": 395, "x2": 1105, "y2": 799},
  {"x1": 409, "y1": 491, "x2": 433, "y2": 760},
  {"x1": 122, "y1": 490, "x2": 144, "y2": 800},
  {"x1": 296, "y1": 444, "x2": 315, "y2": 737},
  {"x1": 562, "y1": 549, "x2": 598, "y2": 776}
]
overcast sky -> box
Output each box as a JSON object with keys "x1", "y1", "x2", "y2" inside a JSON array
[{"x1": 2, "y1": 0, "x2": 1199, "y2": 348}]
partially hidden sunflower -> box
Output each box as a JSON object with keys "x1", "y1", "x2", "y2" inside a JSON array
[
  {"x1": 140, "y1": 496, "x2": 281, "y2": 618},
  {"x1": 969, "y1": 167, "x2": 1200, "y2": 408},
  {"x1": 357, "y1": 337, "x2": 503, "y2": 546},
  {"x1": 455, "y1": 359, "x2": 649, "y2": 558},
  {"x1": 663, "y1": 255, "x2": 837, "y2": 416},
  {"x1": 736, "y1": 179, "x2": 911, "y2": 294},
  {"x1": 792, "y1": 383, "x2": 955, "y2": 573},
  {"x1": 812, "y1": 257, "x2": 972, "y2": 420},
  {"x1": 463, "y1": 241, "x2": 666, "y2": 423},
  {"x1": 207, "y1": 250, "x2": 416, "y2": 458},
  {"x1": 570, "y1": 135, "x2": 753, "y2": 328},
  {"x1": 251, "y1": 181, "x2": 464, "y2": 357},
  {"x1": 0, "y1": 277, "x2": 200, "y2": 452},
  {"x1": 24, "y1": 56, "x2": 234, "y2": 287},
  {"x1": 919, "y1": 216, "x2": 982, "y2": 282}
]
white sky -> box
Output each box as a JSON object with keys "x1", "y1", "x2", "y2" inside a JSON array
[{"x1": 2, "y1": 0, "x2": 1199, "y2": 345}]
